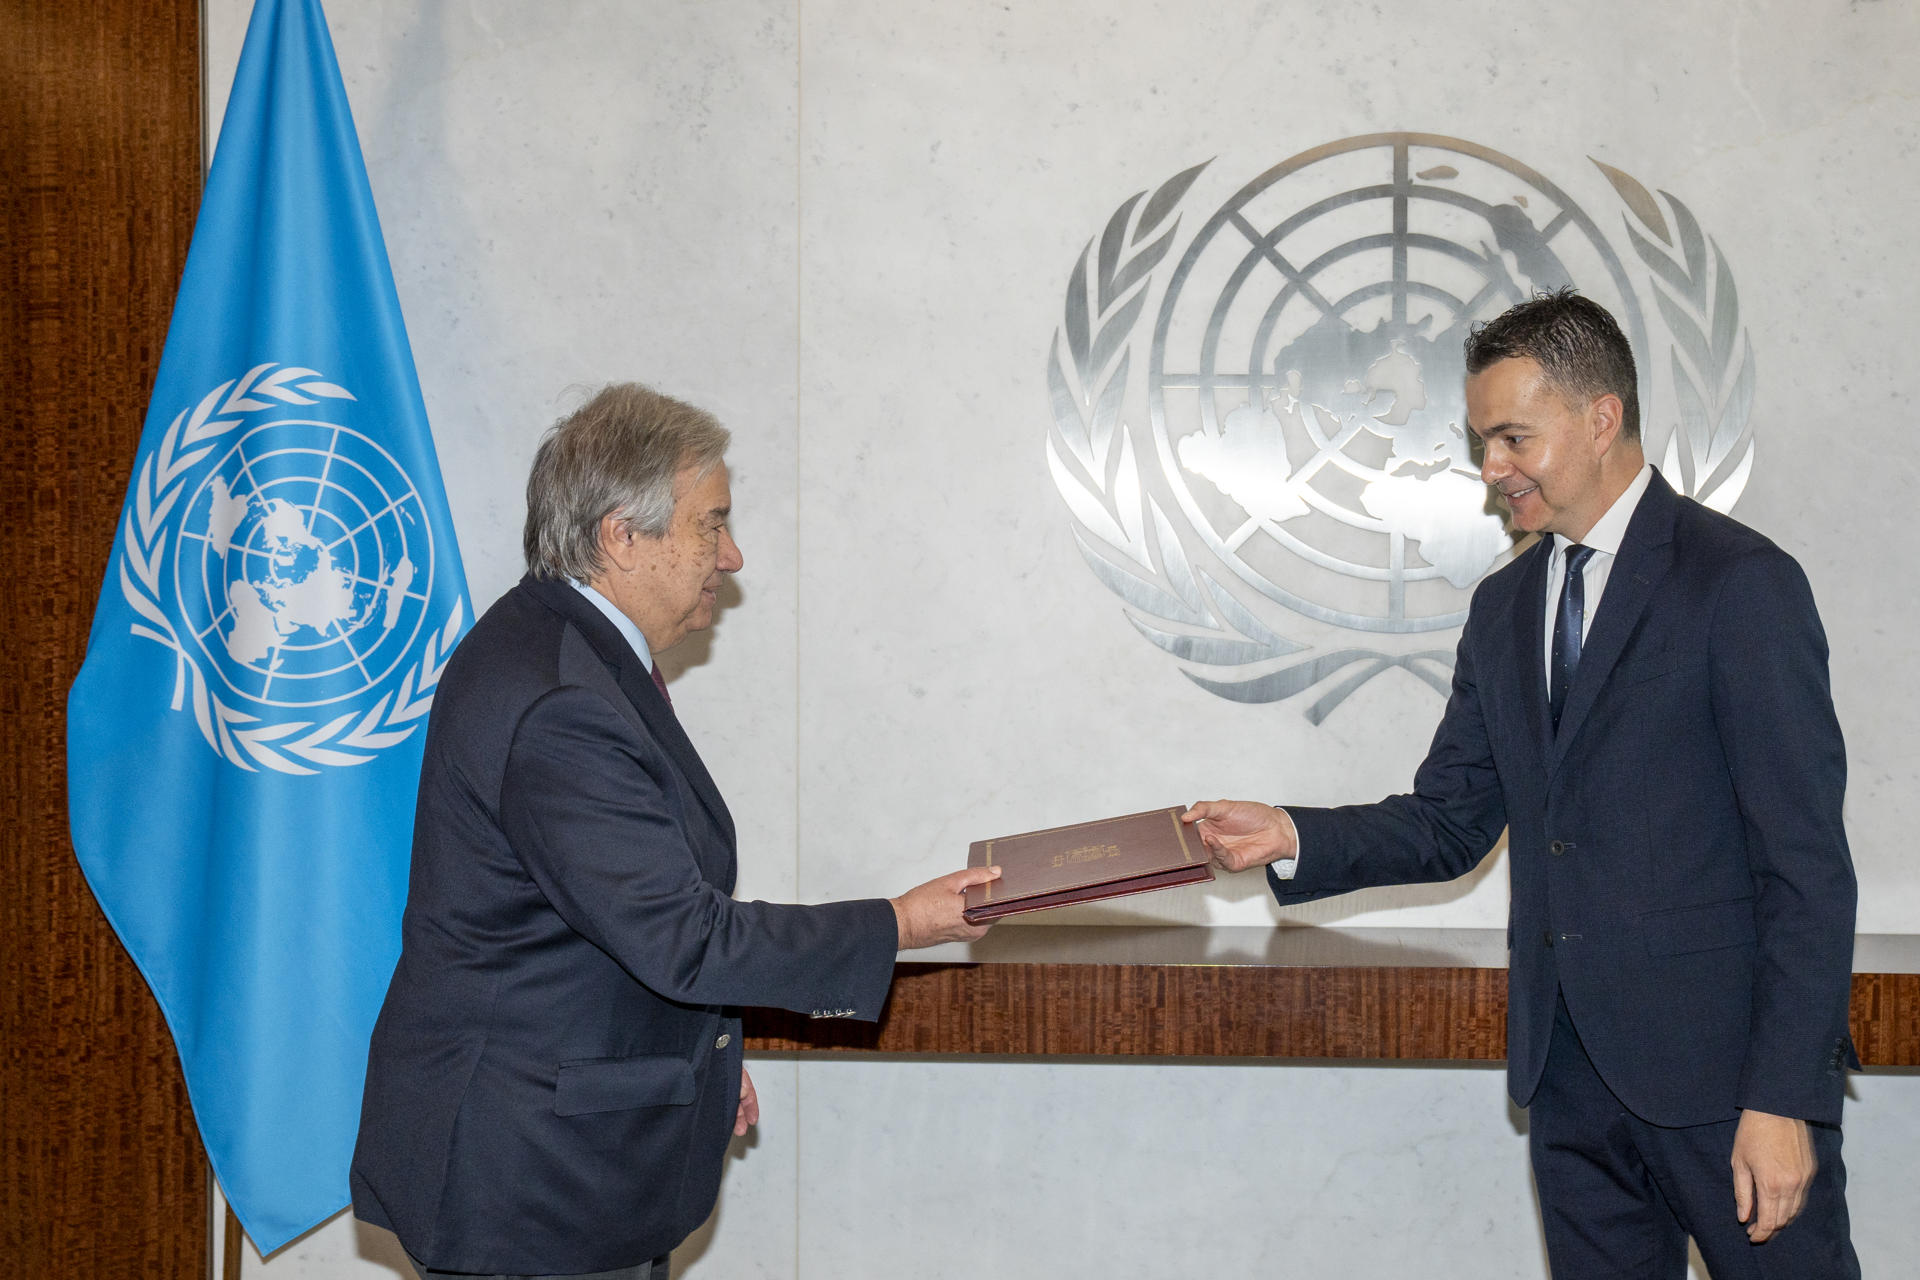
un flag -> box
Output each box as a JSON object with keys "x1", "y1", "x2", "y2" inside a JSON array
[{"x1": 66, "y1": 0, "x2": 470, "y2": 1253}]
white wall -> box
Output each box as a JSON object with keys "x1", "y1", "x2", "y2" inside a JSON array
[{"x1": 204, "y1": 1, "x2": 1920, "y2": 1275}]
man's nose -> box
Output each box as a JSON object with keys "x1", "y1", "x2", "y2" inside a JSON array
[
  {"x1": 719, "y1": 528, "x2": 743, "y2": 573},
  {"x1": 1479, "y1": 446, "x2": 1508, "y2": 486}
]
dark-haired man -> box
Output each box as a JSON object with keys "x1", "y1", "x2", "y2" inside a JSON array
[
  {"x1": 1186, "y1": 291, "x2": 1859, "y2": 1277},
  {"x1": 351, "y1": 383, "x2": 997, "y2": 1279}
]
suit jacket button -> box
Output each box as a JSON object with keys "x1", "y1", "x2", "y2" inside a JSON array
[
  {"x1": 1549, "y1": 839, "x2": 1566, "y2": 855},
  {"x1": 1543, "y1": 930, "x2": 1555, "y2": 947},
  {"x1": 715, "y1": 1034, "x2": 731, "y2": 1050}
]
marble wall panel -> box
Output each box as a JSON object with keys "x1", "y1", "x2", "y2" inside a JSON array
[
  {"x1": 793, "y1": 0, "x2": 1919, "y2": 928},
  {"x1": 193, "y1": 0, "x2": 1919, "y2": 1275},
  {"x1": 794, "y1": 1058, "x2": 1547, "y2": 1279},
  {"x1": 207, "y1": 0, "x2": 807, "y2": 901},
  {"x1": 792, "y1": 1061, "x2": 1918, "y2": 1280},
  {"x1": 224, "y1": 1063, "x2": 1920, "y2": 1279}
]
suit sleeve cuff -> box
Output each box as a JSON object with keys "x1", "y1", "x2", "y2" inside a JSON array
[{"x1": 848, "y1": 897, "x2": 901, "y2": 1020}]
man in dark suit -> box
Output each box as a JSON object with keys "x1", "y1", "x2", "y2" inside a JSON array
[
  {"x1": 350, "y1": 383, "x2": 997, "y2": 1279},
  {"x1": 1184, "y1": 292, "x2": 1859, "y2": 1277}
]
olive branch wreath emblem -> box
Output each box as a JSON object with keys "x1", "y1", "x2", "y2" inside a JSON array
[
  {"x1": 1047, "y1": 154, "x2": 1755, "y2": 720},
  {"x1": 1592, "y1": 161, "x2": 1755, "y2": 512},
  {"x1": 117, "y1": 363, "x2": 464, "y2": 775}
]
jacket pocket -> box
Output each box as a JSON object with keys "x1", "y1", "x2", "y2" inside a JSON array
[
  {"x1": 1641, "y1": 897, "x2": 1757, "y2": 957},
  {"x1": 553, "y1": 1053, "x2": 696, "y2": 1116},
  {"x1": 1619, "y1": 651, "x2": 1704, "y2": 686}
]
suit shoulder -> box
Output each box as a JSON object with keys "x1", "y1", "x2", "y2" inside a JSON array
[
  {"x1": 433, "y1": 584, "x2": 575, "y2": 724},
  {"x1": 1670, "y1": 493, "x2": 1790, "y2": 566},
  {"x1": 1465, "y1": 537, "x2": 1543, "y2": 611},
  {"x1": 1666, "y1": 498, "x2": 1828, "y2": 633}
]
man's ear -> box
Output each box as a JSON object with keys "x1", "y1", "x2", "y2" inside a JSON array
[
  {"x1": 597, "y1": 513, "x2": 639, "y2": 573},
  {"x1": 1588, "y1": 392, "x2": 1625, "y2": 458}
]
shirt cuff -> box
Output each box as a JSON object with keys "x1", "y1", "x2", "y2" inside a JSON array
[{"x1": 1271, "y1": 807, "x2": 1298, "y2": 879}]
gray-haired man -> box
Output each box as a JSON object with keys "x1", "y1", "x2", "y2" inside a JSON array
[{"x1": 350, "y1": 383, "x2": 994, "y2": 1279}]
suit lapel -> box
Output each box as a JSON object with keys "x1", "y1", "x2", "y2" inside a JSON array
[
  {"x1": 1548, "y1": 471, "x2": 1679, "y2": 770},
  {"x1": 522, "y1": 577, "x2": 736, "y2": 844},
  {"x1": 1511, "y1": 537, "x2": 1554, "y2": 758}
]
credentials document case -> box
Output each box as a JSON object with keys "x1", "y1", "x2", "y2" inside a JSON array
[{"x1": 962, "y1": 807, "x2": 1214, "y2": 923}]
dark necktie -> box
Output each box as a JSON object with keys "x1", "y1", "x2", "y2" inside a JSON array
[
  {"x1": 650, "y1": 663, "x2": 672, "y2": 707},
  {"x1": 1549, "y1": 543, "x2": 1596, "y2": 733}
]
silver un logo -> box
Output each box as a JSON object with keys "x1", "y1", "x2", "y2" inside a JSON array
[{"x1": 1047, "y1": 133, "x2": 1756, "y2": 722}]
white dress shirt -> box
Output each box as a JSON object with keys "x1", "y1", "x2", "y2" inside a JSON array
[
  {"x1": 1272, "y1": 462, "x2": 1654, "y2": 881},
  {"x1": 1539, "y1": 462, "x2": 1653, "y2": 683},
  {"x1": 571, "y1": 580, "x2": 654, "y2": 671}
]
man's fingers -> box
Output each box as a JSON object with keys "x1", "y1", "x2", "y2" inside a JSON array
[
  {"x1": 734, "y1": 1068, "x2": 760, "y2": 1136},
  {"x1": 1749, "y1": 1177, "x2": 1808, "y2": 1241},
  {"x1": 1749, "y1": 1187, "x2": 1783, "y2": 1241},
  {"x1": 1748, "y1": 1189, "x2": 1775, "y2": 1241},
  {"x1": 1737, "y1": 1171, "x2": 1801, "y2": 1241},
  {"x1": 1732, "y1": 1159, "x2": 1755, "y2": 1226},
  {"x1": 1730, "y1": 1110, "x2": 1815, "y2": 1241},
  {"x1": 933, "y1": 867, "x2": 1006, "y2": 898},
  {"x1": 1183, "y1": 799, "x2": 1244, "y2": 826},
  {"x1": 947, "y1": 865, "x2": 1001, "y2": 890}
]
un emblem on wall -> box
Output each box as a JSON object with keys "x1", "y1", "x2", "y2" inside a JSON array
[
  {"x1": 119, "y1": 364, "x2": 463, "y2": 773},
  {"x1": 1047, "y1": 134, "x2": 1756, "y2": 720}
]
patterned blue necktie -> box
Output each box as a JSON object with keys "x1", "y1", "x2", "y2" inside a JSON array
[{"x1": 1550, "y1": 543, "x2": 1596, "y2": 732}]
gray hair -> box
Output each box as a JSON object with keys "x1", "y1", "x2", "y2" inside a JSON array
[{"x1": 523, "y1": 383, "x2": 731, "y2": 581}]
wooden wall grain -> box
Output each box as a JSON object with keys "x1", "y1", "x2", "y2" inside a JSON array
[
  {"x1": 2, "y1": 0, "x2": 207, "y2": 1271},
  {"x1": 747, "y1": 962, "x2": 1919, "y2": 1065}
]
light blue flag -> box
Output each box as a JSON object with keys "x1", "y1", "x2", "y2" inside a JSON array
[{"x1": 67, "y1": 0, "x2": 469, "y2": 1253}]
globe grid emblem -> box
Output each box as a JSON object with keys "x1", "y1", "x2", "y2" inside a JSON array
[
  {"x1": 177, "y1": 419, "x2": 433, "y2": 710},
  {"x1": 118, "y1": 364, "x2": 464, "y2": 774},
  {"x1": 1151, "y1": 135, "x2": 1646, "y2": 634},
  {"x1": 1047, "y1": 135, "x2": 1757, "y2": 720}
]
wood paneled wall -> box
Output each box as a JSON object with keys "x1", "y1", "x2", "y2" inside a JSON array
[{"x1": 3, "y1": 0, "x2": 207, "y2": 1271}]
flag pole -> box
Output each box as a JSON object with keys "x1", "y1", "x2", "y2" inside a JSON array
[{"x1": 224, "y1": 1205, "x2": 244, "y2": 1280}]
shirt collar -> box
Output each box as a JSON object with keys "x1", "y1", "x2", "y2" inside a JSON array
[
  {"x1": 1555, "y1": 461, "x2": 1653, "y2": 560},
  {"x1": 571, "y1": 580, "x2": 654, "y2": 671}
]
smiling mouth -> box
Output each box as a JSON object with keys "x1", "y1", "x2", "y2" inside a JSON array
[{"x1": 1502, "y1": 484, "x2": 1538, "y2": 501}]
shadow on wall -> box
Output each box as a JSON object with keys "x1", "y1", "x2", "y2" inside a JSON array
[{"x1": 349, "y1": 1217, "x2": 413, "y2": 1277}]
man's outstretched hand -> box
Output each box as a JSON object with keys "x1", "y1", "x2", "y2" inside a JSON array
[
  {"x1": 1181, "y1": 799, "x2": 1299, "y2": 872},
  {"x1": 891, "y1": 865, "x2": 1001, "y2": 949}
]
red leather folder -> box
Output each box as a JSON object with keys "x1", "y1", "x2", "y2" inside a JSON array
[{"x1": 962, "y1": 807, "x2": 1214, "y2": 923}]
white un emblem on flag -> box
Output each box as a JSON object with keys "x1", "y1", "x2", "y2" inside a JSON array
[
  {"x1": 120, "y1": 363, "x2": 463, "y2": 774},
  {"x1": 181, "y1": 420, "x2": 427, "y2": 707}
]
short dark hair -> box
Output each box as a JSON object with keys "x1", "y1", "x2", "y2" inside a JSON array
[{"x1": 1464, "y1": 288, "x2": 1640, "y2": 440}]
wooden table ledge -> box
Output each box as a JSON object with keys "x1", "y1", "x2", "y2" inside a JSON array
[{"x1": 743, "y1": 926, "x2": 1920, "y2": 1066}]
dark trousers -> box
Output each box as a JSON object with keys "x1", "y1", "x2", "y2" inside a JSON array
[
  {"x1": 1530, "y1": 994, "x2": 1859, "y2": 1279},
  {"x1": 409, "y1": 1254, "x2": 668, "y2": 1280}
]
